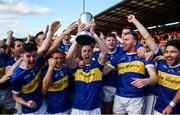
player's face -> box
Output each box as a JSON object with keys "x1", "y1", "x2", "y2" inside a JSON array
[
  {"x1": 52, "y1": 52, "x2": 65, "y2": 68},
  {"x1": 64, "y1": 34, "x2": 71, "y2": 41},
  {"x1": 122, "y1": 34, "x2": 136, "y2": 52},
  {"x1": 81, "y1": 45, "x2": 93, "y2": 62},
  {"x1": 105, "y1": 36, "x2": 116, "y2": 51},
  {"x1": 13, "y1": 41, "x2": 24, "y2": 57},
  {"x1": 164, "y1": 46, "x2": 180, "y2": 66},
  {"x1": 22, "y1": 51, "x2": 38, "y2": 68}
]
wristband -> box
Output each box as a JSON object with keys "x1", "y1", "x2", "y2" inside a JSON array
[{"x1": 169, "y1": 101, "x2": 176, "y2": 107}]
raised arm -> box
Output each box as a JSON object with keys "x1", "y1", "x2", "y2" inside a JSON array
[
  {"x1": 5, "y1": 30, "x2": 13, "y2": 55},
  {"x1": 1, "y1": 58, "x2": 22, "y2": 84},
  {"x1": 44, "y1": 25, "x2": 49, "y2": 39},
  {"x1": 6, "y1": 31, "x2": 13, "y2": 47},
  {"x1": 90, "y1": 21, "x2": 107, "y2": 64},
  {"x1": 37, "y1": 21, "x2": 60, "y2": 57},
  {"x1": 25, "y1": 35, "x2": 33, "y2": 43},
  {"x1": 66, "y1": 41, "x2": 79, "y2": 68},
  {"x1": 43, "y1": 58, "x2": 56, "y2": 90},
  {"x1": 45, "y1": 22, "x2": 77, "y2": 57},
  {"x1": 127, "y1": 14, "x2": 158, "y2": 53}
]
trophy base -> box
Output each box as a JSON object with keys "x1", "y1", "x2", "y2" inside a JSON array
[{"x1": 76, "y1": 31, "x2": 95, "y2": 45}]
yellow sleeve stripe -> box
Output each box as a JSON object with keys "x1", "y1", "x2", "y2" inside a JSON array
[
  {"x1": 47, "y1": 76, "x2": 69, "y2": 91},
  {"x1": 74, "y1": 68, "x2": 102, "y2": 83},
  {"x1": 158, "y1": 71, "x2": 180, "y2": 90},
  {"x1": 0, "y1": 67, "x2": 5, "y2": 78},
  {"x1": 21, "y1": 70, "x2": 41, "y2": 94},
  {"x1": 117, "y1": 61, "x2": 145, "y2": 75}
]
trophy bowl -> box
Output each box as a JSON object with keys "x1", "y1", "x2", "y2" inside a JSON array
[{"x1": 76, "y1": 12, "x2": 95, "y2": 45}]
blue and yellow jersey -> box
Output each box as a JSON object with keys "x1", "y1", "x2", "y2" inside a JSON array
[
  {"x1": 110, "y1": 53, "x2": 154, "y2": 98},
  {"x1": 72, "y1": 58, "x2": 104, "y2": 110},
  {"x1": 0, "y1": 52, "x2": 10, "y2": 90},
  {"x1": 42, "y1": 66, "x2": 72, "y2": 114},
  {"x1": 58, "y1": 42, "x2": 72, "y2": 54},
  {"x1": 10, "y1": 57, "x2": 46, "y2": 114},
  {"x1": 103, "y1": 47, "x2": 124, "y2": 88},
  {"x1": 144, "y1": 48, "x2": 163, "y2": 95},
  {"x1": 116, "y1": 41, "x2": 122, "y2": 48},
  {"x1": 5, "y1": 57, "x2": 16, "y2": 69},
  {"x1": 155, "y1": 60, "x2": 180, "y2": 114}
]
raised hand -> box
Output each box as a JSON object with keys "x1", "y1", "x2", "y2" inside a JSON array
[
  {"x1": 78, "y1": 23, "x2": 86, "y2": 32},
  {"x1": 127, "y1": 14, "x2": 136, "y2": 23},
  {"x1": 63, "y1": 22, "x2": 78, "y2": 35},
  {"x1": 26, "y1": 35, "x2": 33, "y2": 43},
  {"x1": 99, "y1": 32, "x2": 104, "y2": 39},
  {"x1": 6, "y1": 57, "x2": 22, "y2": 77},
  {"x1": 48, "y1": 58, "x2": 56, "y2": 68},
  {"x1": 27, "y1": 100, "x2": 37, "y2": 108},
  {"x1": 50, "y1": 21, "x2": 61, "y2": 34},
  {"x1": 7, "y1": 30, "x2": 13, "y2": 37}
]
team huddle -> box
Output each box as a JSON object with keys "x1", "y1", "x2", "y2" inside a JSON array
[{"x1": 0, "y1": 15, "x2": 180, "y2": 115}]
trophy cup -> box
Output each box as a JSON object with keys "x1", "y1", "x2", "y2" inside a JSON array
[{"x1": 76, "y1": 12, "x2": 95, "y2": 45}]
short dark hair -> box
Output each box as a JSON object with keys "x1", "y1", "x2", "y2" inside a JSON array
[
  {"x1": 0, "y1": 41, "x2": 7, "y2": 48},
  {"x1": 10, "y1": 39, "x2": 24, "y2": 48},
  {"x1": 35, "y1": 31, "x2": 44, "y2": 39},
  {"x1": 104, "y1": 33, "x2": 116, "y2": 40},
  {"x1": 124, "y1": 31, "x2": 139, "y2": 42},
  {"x1": 166, "y1": 39, "x2": 180, "y2": 51},
  {"x1": 22, "y1": 43, "x2": 37, "y2": 53},
  {"x1": 51, "y1": 49, "x2": 66, "y2": 57},
  {"x1": 82, "y1": 44, "x2": 94, "y2": 49}
]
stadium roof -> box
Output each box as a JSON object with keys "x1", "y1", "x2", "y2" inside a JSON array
[{"x1": 94, "y1": 0, "x2": 180, "y2": 34}]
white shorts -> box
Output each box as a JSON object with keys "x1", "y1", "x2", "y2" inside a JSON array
[
  {"x1": 71, "y1": 108, "x2": 101, "y2": 115},
  {"x1": 53, "y1": 109, "x2": 71, "y2": 115},
  {"x1": 23, "y1": 100, "x2": 47, "y2": 115},
  {"x1": 102, "y1": 86, "x2": 116, "y2": 102},
  {"x1": 143, "y1": 94, "x2": 157, "y2": 114},
  {"x1": 154, "y1": 110, "x2": 162, "y2": 115},
  {"x1": 113, "y1": 95, "x2": 144, "y2": 114},
  {"x1": 14, "y1": 103, "x2": 22, "y2": 115}
]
